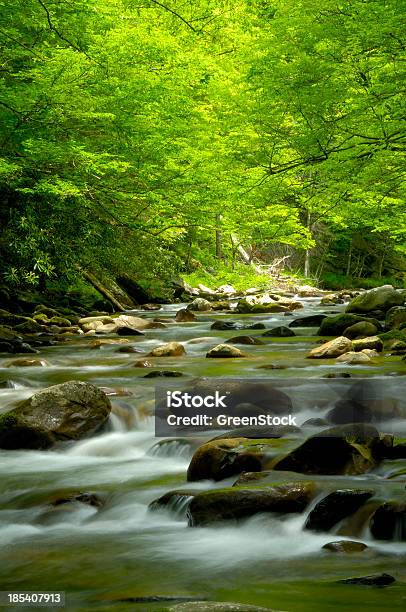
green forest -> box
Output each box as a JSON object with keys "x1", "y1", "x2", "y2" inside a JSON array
[{"x1": 1, "y1": 0, "x2": 405, "y2": 303}]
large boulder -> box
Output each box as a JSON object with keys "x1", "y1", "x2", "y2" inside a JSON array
[
  {"x1": 335, "y1": 351, "x2": 371, "y2": 364},
  {"x1": 0, "y1": 381, "x2": 111, "y2": 450},
  {"x1": 272, "y1": 424, "x2": 384, "y2": 475},
  {"x1": 346, "y1": 285, "x2": 405, "y2": 314},
  {"x1": 385, "y1": 306, "x2": 406, "y2": 329},
  {"x1": 307, "y1": 337, "x2": 352, "y2": 359},
  {"x1": 236, "y1": 298, "x2": 288, "y2": 314},
  {"x1": 318, "y1": 314, "x2": 382, "y2": 336},
  {"x1": 343, "y1": 321, "x2": 378, "y2": 339},
  {"x1": 187, "y1": 438, "x2": 265, "y2": 481},
  {"x1": 305, "y1": 489, "x2": 374, "y2": 531},
  {"x1": 115, "y1": 314, "x2": 165, "y2": 330},
  {"x1": 187, "y1": 483, "x2": 315, "y2": 525},
  {"x1": 175, "y1": 308, "x2": 196, "y2": 322},
  {"x1": 148, "y1": 342, "x2": 186, "y2": 357},
  {"x1": 226, "y1": 336, "x2": 264, "y2": 346},
  {"x1": 370, "y1": 502, "x2": 406, "y2": 541},
  {"x1": 352, "y1": 336, "x2": 383, "y2": 352}
]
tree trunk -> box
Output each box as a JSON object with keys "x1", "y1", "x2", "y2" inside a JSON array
[
  {"x1": 346, "y1": 239, "x2": 352, "y2": 276},
  {"x1": 304, "y1": 210, "x2": 311, "y2": 277},
  {"x1": 215, "y1": 213, "x2": 223, "y2": 260},
  {"x1": 81, "y1": 270, "x2": 127, "y2": 311}
]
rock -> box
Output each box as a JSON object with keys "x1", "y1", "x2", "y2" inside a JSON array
[
  {"x1": 90, "y1": 338, "x2": 130, "y2": 348},
  {"x1": 49, "y1": 316, "x2": 71, "y2": 327},
  {"x1": 257, "y1": 364, "x2": 287, "y2": 370},
  {"x1": 386, "y1": 339, "x2": 406, "y2": 354},
  {"x1": 322, "y1": 372, "x2": 351, "y2": 378},
  {"x1": 206, "y1": 344, "x2": 246, "y2": 358},
  {"x1": 385, "y1": 305, "x2": 406, "y2": 329},
  {"x1": 13, "y1": 319, "x2": 43, "y2": 334},
  {"x1": 352, "y1": 336, "x2": 383, "y2": 352},
  {"x1": 175, "y1": 308, "x2": 196, "y2": 322},
  {"x1": 51, "y1": 492, "x2": 104, "y2": 508},
  {"x1": 210, "y1": 321, "x2": 241, "y2": 331},
  {"x1": 168, "y1": 603, "x2": 274, "y2": 612},
  {"x1": 116, "y1": 346, "x2": 143, "y2": 353},
  {"x1": 144, "y1": 371, "x2": 183, "y2": 378},
  {"x1": 133, "y1": 360, "x2": 153, "y2": 367},
  {"x1": 236, "y1": 298, "x2": 288, "y2": 314},
  {"x1": 6, "y1": 358, "x2": 49, "y2": 367},
  {"x1": 320, "y1": 294, "x2": 344, "y2": 305},
  {"x1": 273, "y1": 423, "x2": 382, "y2": 475},
  {"x1": 307, "y1": 337, "x2": 353, "y2": 359},
  {"x1": 346, "y1": 285, "x2": 405, "y2": 314},
  {"x1": 186, "y1": 298, "x2": 212, "y2": 312},
  {"x1": 187, "y1": 438, "x2": 263, "y2": 481},
  {"x1": 335, "y1": 351, "x2": 371, "y2": 364},
  {"x1": 210, "y1": 300, "x2": 231, "y2": 310},
  {"x1": 297, "y1": 285, "x2": 324, "y2": 297},
  {"x1": 141, "y1": 303, "x2": 161, "y2": 311},
  {"x1": 34, "y1": 305, "x2": 63, "y2": 319},
  {"x1": 370, "y1": 502, "x2": 406, "y2": 541},
  {"x1": 197, "y1": 283, "x2": 216, "y2": 296},
  {"x1": 115, "y1": 315, "x2": 165, "y2": 330},
  {"x1": 0, "y1": 381, "x2": 111, "y2": 450},
  {"x1": 343, "y1": 321, "x2": 378, "y2": 339},
  {"x1": 337, "y1": 573, "x2": 395, "y2": 586},
  {"x1": 361, "y1": 348, "x2": 379, "y2": 358},
  {"x1": 289, "y1": 315, "x2": 327, "y2": 328},
  {"x1": 187, "y1": 483, "x2": 315, "y2": 525},
  {"x1": 116, "y1": 325, "x2": 145, "y2": 336},
  {"x1": 323, "y1": 540, "x2": 368, "y2": 553},
  {"x1": 327, "y1": 400, "x2": 372, "y2": 424},
  {"x1": 305, "y1": 489, "x2": 374, "y2": 531},
  {"x1": 318, "y1": 314, "x2": 382, "y2": 336},
  {"x1": 0, "y1": 342, "x2": 14, "y2": 353},
  {"x1": 226, "y1": 336, "x2": 264, "y2": 345},
  {"x1": 302, "y1": 418, "x2": 329, "y2": 427},
  {"x1": 148, "y1": 342, "x2": 186, "y2": 357},
  {"x1": 246, "y1": 323, "x2": 266, "y2": 330},
  {"x1": 212, "y1": 425, "x2": 300, "y2": 440},
  {"x1": 262, "y1": 326, "x2": 295, "y2": 337},
  {"x1": 216, "y1": 284, "x2": 236, "y2": 295}
]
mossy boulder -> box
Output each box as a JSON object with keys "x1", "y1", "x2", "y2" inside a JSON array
[
  {"x1": 236, "y1": 298, "x2": 288, "y2": 314},
  {"x1": 346, "y1": 285, "x2": 405, "y2": 314},
  {"x1": 175, "y1": 308, "x2": 196, "y2": 322},
  {"x1": 148, "y1": 342, "x2": 186, "y2": 357},
  {"x1": 385, "y1": 306, "x2": 406, "y2": 329},
  {"x1": 343, "y1": 321, "x2": 378, "y2": 339},
  {"x1": 323, "y1": 540, "x2": 368, "y2": 553},
  {"x1": 272, "y1": 423, "x2": 384, "y2": 475},
  {"x1": 187, "y1": 482, "x2": 315, "y2": 525},
  {"x1": 49, "y1": 316, "x2": 72, "y2": 327},
  {"x1": 289, "y1": 314, "x2": 327, "y2": 328},
  {"x1": 186, "y1": 298, "x2": 212, "y2": 311},
  {"x1": 318, "y1": 314, "x2": 382, "y2": 336},
  {"x1": 0, "y1": 381, "x2": 111, "y2": 450},
  {"x1": 262, "y1": 326, "x2": 295, "y2": 337},
  {"x1": 352, "y1": 336, "x2": 383, "y2": 352},
  {"x1": 34, "y1": 305, "x2": 64, "y2": 319},
  {"x1": 13, "y1": 318, "x2": 43, "y2": 334},
  {"x1": 305, "y1": 489, "x2": 375, "y2": 531}
]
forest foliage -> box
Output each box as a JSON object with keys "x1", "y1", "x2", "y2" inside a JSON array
[{"x1": 0, "y1": 0, "x2": 405, "y2": 296}]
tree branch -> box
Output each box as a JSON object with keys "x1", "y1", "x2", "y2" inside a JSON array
[{"x1": 148, "y1": 0, "x2": 196, "y2": 32}]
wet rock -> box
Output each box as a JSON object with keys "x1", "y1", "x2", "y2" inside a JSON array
[
  {"x1": 226, "y1": 336, "x2": 264, "y2": 345},
  {"x1": 206, "y1": 344, "x2": 246, "y2": 358},
  {"x1": 211, "y1": 321, "x2": 241, "y2": 331},
  {"x1": 236, "y1": 298, "x2": 288, "y2": 314},
  {"x1": 0, "y1": 381, "x2": 112, "y2": 450},
  {"x1": 352, "y1": 336, "x2": 383, "y2": 352},
  {"x1": 187, "y1": 438, "x2": 264, "y2": 481},
  {"x1": 289, "y1": 314, "x2": 327, "y2": 328},
  {"x1": 0, "y1": 341, "x2": 14, "y2": 353},
  {"x1": 385, "y1": 305, "x2": 406, "y2": 329},
  {"x1": 343, "y1": 321, "x2": 378, "y2": 339},
  {"x1": 34, "y1": 305, "x2": 63, "y2": 319},
  {"x1": 297, "y1": 285, "x2": 324, "y2": 297},
  {"x1": 79, "y1": 316, "x2": 114, "y2": 332},
  {"x1": 212, "y1": 425, "x2": 300, "y2": 440},
  {"x1": 51, "y1": 492, "x2": 104, "y2": 508},
  {"x1": 211, "y1": 300, "x2": 231, "y2": 310},
  {"x1": 6, "y1": 358, "x2": 49, "y2": 367},
  {"x1": 320, "y1": 294, "x2": 344, "y2": 305},
  {"x1": 217, "y1": 284, "x2": 236, "y2": 295},
  {"x1": 187, "y1": 483, "x2": 315, "y2": 526},
  {"x1": 116, "y1": 325, "x2": 145, "y2": 336},
  {"x1": 318, "y1": 314, "x2": 382, "y2": 336},
  {"x1": 322, "y1": 372, "x2": 351, "y2": 378},
  {"x1": 49, "y1": 316, "x2": 71, "y2": 327},
  {"x1": 115, "y1": 314, "x2": 165, "y2": 330},
  {"x1": 307, "y1": 337, "x2": 353, "y2": 359},
  {"x1": 116, "y1": 346, "x2": 143, "y2": 353},
  {"x1": 337, "y1": 573, "x2": 395, "y2": 586},
  {"x1": 144, "y1": 371, "x2": 183, "y2": 378},
  {"x1": 149, "y1": 489, "x2": 197, "y2": 514},
  {"x1": 322, "y1": 540, "x2": 368, "y2": 553},
  {"x1": 262, "y1": 326, "x2": 295, "y2": 337},
  {"x1": 175, "y1": 308, "x2": 196, "y2": 322},
  {"x1": 273, "y1": 423, "x2": 382, "y2": 475},
  {"x1": 305, "y1": 489, "x2": 374, "y2": 532},
  {"x1": 335, "y1": 351, "x2": 371, "y2": 364},
  {"x1": 246, "y1": 323, "x2": 266, "y2": 330},
  {"x1": 141, "y1": 303, "x2": 161, "y2": 311},
  {"x1": 186, "y1": 298, "x2": 212, "y2": 311},
  {"x1": 346, "y1": 285, "x2": 405, "y2": 314},
  {"x1": 148, "y1": 342, "x2": 186, "y2": 357},
  {"x1": 370, "y1": 502, "x2": 406, "y2": 541},
  {"x1": 257, "y1": 364, "x2": 288, "y2": 370},
  {"x1": 132, "y1": 359, "x2": 153, "y2": 367}
]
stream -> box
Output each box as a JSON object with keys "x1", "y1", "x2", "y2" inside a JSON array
[{"x1": 0, "y1": 298, "x2": 405, "y2": 611}]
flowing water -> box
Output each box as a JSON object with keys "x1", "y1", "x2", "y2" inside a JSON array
[{"x1": 0, "y1": 299, "x2": 405, "y2": 611}]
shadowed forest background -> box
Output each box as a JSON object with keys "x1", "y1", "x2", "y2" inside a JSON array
[{"x1": 0, "y1": 0, "x2": 405, "y2": 304}]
